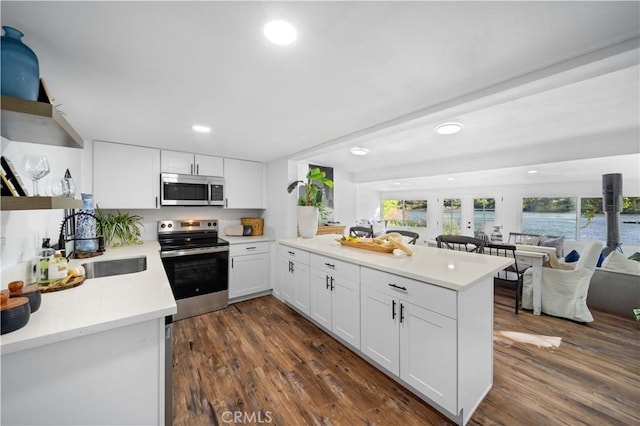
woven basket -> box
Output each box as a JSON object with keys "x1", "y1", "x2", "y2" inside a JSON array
[{"x1": 240, "y1": 217, "x2": 263, "y2": 236}]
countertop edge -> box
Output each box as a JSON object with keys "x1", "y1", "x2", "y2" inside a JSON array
[{"x1": 279, "y1": 237, "x2": 514, "y2": 291}]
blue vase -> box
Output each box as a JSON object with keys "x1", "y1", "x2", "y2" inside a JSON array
[
  {"x1": 76, "y1": 194, "x2": 97, "y2": 253},
  {"x1": 1, "y1": 26, "x2": 40, "y2": 101}
]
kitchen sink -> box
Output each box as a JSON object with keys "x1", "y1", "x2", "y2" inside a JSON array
[{"x1": 82, "y1": 256, "x2": 147, "y2": 279}]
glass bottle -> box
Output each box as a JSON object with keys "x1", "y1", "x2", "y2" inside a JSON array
[{"x1": 36, "y1": 238, "x2": 55, "y2": 284}]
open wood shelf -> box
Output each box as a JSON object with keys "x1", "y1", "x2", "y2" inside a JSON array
[
  {"x1": 0, "y1": 196, "x2": 82, "y2": 211},
  {"x1": 1, "y1": 95, "x2": 83, "y2": 148}
]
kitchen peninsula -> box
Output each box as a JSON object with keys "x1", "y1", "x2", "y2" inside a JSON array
[
  {"x1": 1, "y1": 242, "x2": 176, "y2": 426},
  {"x1": 278, "y1": 235, "x2": 513, "y2": 425}
]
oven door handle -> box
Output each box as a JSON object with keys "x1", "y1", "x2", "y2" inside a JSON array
[{"x1": 160, "y1": 246, "x2": 229, "y2": 258}]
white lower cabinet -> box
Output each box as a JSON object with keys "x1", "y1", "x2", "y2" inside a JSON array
[
  {"x1": 310, "y1": 254, "x2": 360, "y2": 349},
  {"x1": 278, "y1": 246, "x2": 310, "y2": 314},
  {"x1": 229, "y1": 242, "x2": 269, "y2": 300},
  {"x1": 360, "y1": 266, "x2": 458, "y2": 415}
]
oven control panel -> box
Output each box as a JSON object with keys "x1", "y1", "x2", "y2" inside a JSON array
[{"x1": 158, "y1": 219, "x2": 218, "y2": 233}]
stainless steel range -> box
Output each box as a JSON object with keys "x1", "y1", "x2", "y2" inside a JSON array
[{"x1": 158, "y1": 219, "x2": 229, "y2": 321}]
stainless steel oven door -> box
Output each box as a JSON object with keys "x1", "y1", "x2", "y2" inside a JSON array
[{"x1": 160, "y1": 247, "x2": 229, "y2": 320}]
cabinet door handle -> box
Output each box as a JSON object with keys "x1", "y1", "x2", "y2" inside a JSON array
[
  {"x1": 225, "y1": 198, "x2": 228, "y2": 208},
  {"x1": 196, "y1": 164, "x2": 199, "y2": 175},
  {"x1": 291, "y1": 261, "x2": 295, "y2": 273},
  {"x1": 326, "y1": 275, "x2": 330, "y2": 289},
  {"x1": 392, "y1": 299, "x2": 396, "y2": 319},
  {"x1": 231, "y1": 258, "x2": 234, "y2": 268},
  {"x1": 288, "y1": 260, "x2": 293, "y2": 273},
  {"x1": 400, "y1": 303, "x2": 405, "y2": 323},
  {"x1": 155, "y1": 196, "x2": 158, "y2": 208},
  {"x1": 388, "y1": 283, "x2": 407, "y2": 291},
  {"x1": 330, "y1": 276, "x2": 335, "y2": 291},
  {"x1": 324, "y1": 262, "x2": 335, "y2": 268},
  {"x1": 191, "y1": 163, "x2": 194, "y2": 175}
]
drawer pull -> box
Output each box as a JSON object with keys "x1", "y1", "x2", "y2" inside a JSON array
[
  {"x1": 388, "y1": 283, "x2": 407, "y2": 291},
  {"x1": 246, "y1": 246, "x2": 257, "y2": 250},
  {"x1": 324, "y1": 262, "x2": 335, "y2": 268},
  {"x1": 288, "y1": 251, "x2": 295, "y2": 256}
]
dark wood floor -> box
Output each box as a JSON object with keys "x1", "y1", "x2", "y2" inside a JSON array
[{"x1": 172, "y1": 285, "x2": 640, "y2": 425}]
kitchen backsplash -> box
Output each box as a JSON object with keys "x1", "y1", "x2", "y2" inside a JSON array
[{"x1": 109, "y1": 207, "x2": 267, "y2": 241}]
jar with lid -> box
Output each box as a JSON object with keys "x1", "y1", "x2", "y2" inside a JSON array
[{"x1": 48, "y1": 250, "x2": 68, "y2": 282}]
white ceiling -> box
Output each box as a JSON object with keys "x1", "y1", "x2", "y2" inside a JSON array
[{"x1": 2, "y1": 1, "x2": 639, "y2": 189}]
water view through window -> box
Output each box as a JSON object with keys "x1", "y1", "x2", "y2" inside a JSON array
[{"x1": 523, "y1": 197, "x2": 640, "y2": 246}]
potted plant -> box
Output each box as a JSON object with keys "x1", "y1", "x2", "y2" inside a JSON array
[
  {"x1": 95, "y1": 207, "x2": 144, "y2": 247},
  {"x1": 287, "y1": 167, "x2": 333, "y2": 238}
]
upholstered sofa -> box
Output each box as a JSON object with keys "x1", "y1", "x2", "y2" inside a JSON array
[{"x1": 587, "y1": 252, "x2": 640, "y2": 318}]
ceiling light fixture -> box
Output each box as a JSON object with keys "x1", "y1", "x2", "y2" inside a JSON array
[
  {"x1": 350, "y1": 147, "x2": 369, "y2": 156},
  {"x1": 192, "y1": 125, "x2": 211, "y2": 133},
  {"x1": 264, "y1": 20, "x2": 297, "y2": 45},
  {"x1": 447, "y1": 177, "x2": 455, "y2": 181},
  {"x1": 435, "y1": 122, "x2": 463, "y2": 135},
  {"x1": 528, "y1": 170, "x2": 538, "y2": 174}
]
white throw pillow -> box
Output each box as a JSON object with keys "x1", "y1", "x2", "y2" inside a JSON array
[{"x1": 601, "y1": 251, "x2": 640, "y2": 275}]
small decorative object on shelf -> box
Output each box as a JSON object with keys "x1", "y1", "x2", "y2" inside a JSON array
[
  {"x1": 76, "y1": 193, "x2": 98, "y2": 253},
  {"x1": 1, "y1": 26, "x2": 40, "y2": 101},
  {"x1": 0, "y1": 156, "x2": 28, "y2": 196}
]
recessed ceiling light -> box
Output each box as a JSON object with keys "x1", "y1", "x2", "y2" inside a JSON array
[
  {"x1": 264, "y1": 20, "x2": 297, "y2": 45},
  {"x1": 447, "y1": 177, "x2": 455, "y2": 181},
  {"x1": 528, "y1": 170, "x2": 538, "y2": 174},
  {"x1": 350, "y1": 147, "x2": 369, "y2": 156},
  {"x1": 192, "y1": 125, "x2": 211, "y2": 133},
  {"x1": 435, "y1": 122, "x2": 463, "y2": 135},
  {"x1": 393, "y1": 181, "x2": 401, "y2": 185}
]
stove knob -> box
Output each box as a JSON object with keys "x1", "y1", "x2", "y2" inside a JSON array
[
  {"x1": 168, "y1": 223, "x2": 173, "y2": 228},
  {"x1": 208, "y1": 222, "x2": 212, "y2": 227},
  {"x1": 160, "y1": 223, "x2": 166, "y2": 228}
]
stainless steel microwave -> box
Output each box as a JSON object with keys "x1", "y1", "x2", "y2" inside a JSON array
[{"x1": 160, "y1": 173, "x2": 225, "y2": 206}]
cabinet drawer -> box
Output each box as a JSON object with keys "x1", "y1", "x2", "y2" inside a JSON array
[
  {"x1": 310, "y1": 253, "x2": 359, "y2": 282},
  {"x1": 361, "y1": 267, "x2": 457, "y2": 319},
  {"x1": 278, "y1": 245, "x2": 310, "y2": 265},
  {"x1": 230, "y1": 242, "x2": 269, "y2": 256}
]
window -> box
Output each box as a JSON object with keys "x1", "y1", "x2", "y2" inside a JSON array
[
  {"x1": 582, "y1": 196, "x2": 640, "y2": 246},
  {"x1": 474, "y1": 198, "x2": 496, "y2": 237},
  {"x1": 522, "y1": 197, "x2": 577, "y2": 239},
  {"x1": 382, "y1": 200, "x2": 427, "y2": 227},
  {"x1": 443, "y1": 198, "x2": 461, "y2": 235}
]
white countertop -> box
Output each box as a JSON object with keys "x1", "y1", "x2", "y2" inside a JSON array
[
  {"x1": 222, "y1": 235, "x2": 273, "y2": 244},
  {"x1": 279, "y1": 235, "x2": 514, "y2": 291},
  {"x1": 0, "y1": 241, "x2": 176, "y2": 355}
]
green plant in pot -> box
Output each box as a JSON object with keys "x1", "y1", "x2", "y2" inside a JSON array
[
  {"x1": 287, "y1": 167, "x2": 333, "y2": 238},
  {"x1": 95, "y1": 207, "x2": 144, "y2": 247}
]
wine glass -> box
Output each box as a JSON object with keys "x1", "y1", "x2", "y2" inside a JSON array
[{"x1": 24, "y1": 154, "x2": 50, "y2": 196}]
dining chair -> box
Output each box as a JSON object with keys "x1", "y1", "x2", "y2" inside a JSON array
[
  {"x1": 436, "y1": 235, "x2": 486, "y2": 253},
  {"x1": 386, "y1": 230, "x2": 419, "y2": 245},
  {"x1": 485, "y1": 243, "x2": 529, "y2": 314},
  {"x1": 349, "y1": 226, "x2": 373, "y2": 238}
]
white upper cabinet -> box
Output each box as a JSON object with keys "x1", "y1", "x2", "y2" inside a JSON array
[
  {"x1": 93, "y1": 141, "x2": 160, "y2": 209},
  {"x1": 161, "y1": 150, "x2": 223, "y2": 176},
  {"x1": 223, "y1": 158, "x2": 265, "y2": 209}
]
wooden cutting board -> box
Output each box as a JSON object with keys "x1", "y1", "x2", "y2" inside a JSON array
[
  {"x1": 37, "y1": 275, "x2": 86, "y2": 293},
  {"x1": 336, "y1": 239, "x2": 395, "y2": 253}
]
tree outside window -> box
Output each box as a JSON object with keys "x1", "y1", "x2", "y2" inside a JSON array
[{"x1": 382, "y1": 200, "x2": 427, "y2": 227}]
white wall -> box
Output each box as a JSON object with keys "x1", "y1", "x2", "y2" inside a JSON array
[{"x1": 0, "y1": 139, "x2": 84, "y2": 273}]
